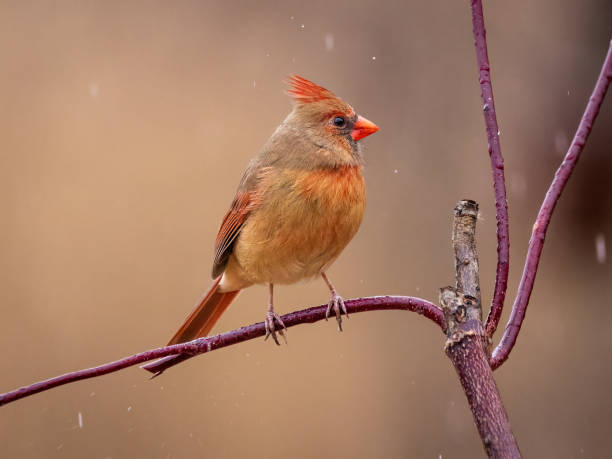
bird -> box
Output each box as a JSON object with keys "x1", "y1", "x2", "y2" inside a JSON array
[{"x1": 143, "y1": 75, "x2": 378, "y2": 375}]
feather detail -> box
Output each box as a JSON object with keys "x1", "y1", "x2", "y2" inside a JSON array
[
  {"x1": 212, "y1": 191, "x2": 260, "y2": 277},
  {"x1": 286, "y1": 75, "x2": 336, "y2": 104}
]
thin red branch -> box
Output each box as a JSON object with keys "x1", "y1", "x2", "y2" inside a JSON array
[
  {"x1": 491, "y1": 41, "x2": 612, "y2": 370},
  {"x1": 470, "y1": 0, "x2": 511, "y2": 339},
  {"x1": 0, "y1": 295, "x2": 443, "y2": 407}
]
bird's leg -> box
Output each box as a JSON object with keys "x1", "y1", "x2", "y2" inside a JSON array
[
  {"x1": 321, "y1": 272, "x2": 348, "y2": 331},
  {"x1": 264, "y1": 283, "x2": 287, "y2": 345}
]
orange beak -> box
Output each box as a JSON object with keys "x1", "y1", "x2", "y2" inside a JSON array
[{"x1": 350, "y1": 115, "x2": 379, "y2": 141}]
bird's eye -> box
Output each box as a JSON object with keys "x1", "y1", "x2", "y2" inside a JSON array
[{"x1": 332, "y1": 116, "x2": 346, "y2": 128}]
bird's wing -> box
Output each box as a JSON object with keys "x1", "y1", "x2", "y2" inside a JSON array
[
  {"x1": 211, "y1": 146, "x2": 278, "y2": 278},
  {"x1": 212, "y1": 185, "x2": 260, "y2": 278}
]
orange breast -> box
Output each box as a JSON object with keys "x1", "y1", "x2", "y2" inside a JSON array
[
  {"x1": 231, "y1": 165, "x2": 366, "y2": 285},
  {"x1": 293, "y1": 165, "x2": 366, "y2": 206}
]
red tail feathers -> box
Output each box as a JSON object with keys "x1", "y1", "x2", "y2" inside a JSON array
[
  {"x1": 142, "y1": 278, "x2": 240, "y2": 375},
  {"x1": 167, "y1": 277, "x2": 240, "y2": 345}
]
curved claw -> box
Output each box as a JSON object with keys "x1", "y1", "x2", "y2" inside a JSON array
[
  {"x1": 264, "y1": 311, "x2": 287, "y2": 345},
  {"x1": 326, "y1": 294, "x2": 349, "y2": 331}
]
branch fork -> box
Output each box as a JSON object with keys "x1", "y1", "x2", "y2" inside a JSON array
[{"x1": 441, "y1": 199, "x2": 519, "y2": 458}]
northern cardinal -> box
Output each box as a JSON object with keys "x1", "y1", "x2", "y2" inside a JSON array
[{"x1": 143, "y1": 75, "x2": 378, "y2": 375}]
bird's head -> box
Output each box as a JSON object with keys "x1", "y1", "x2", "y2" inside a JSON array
[{"x1": 282, "y1": 75, "x2": 379, "y2": 167}]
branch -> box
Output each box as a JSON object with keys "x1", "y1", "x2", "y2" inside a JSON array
[
  {"x1": 442, "y1": 200, "x2": 520, "y2": 458},
  {"x1": 490, "y1": 40, "x2": 612, "y2": 370},
  {"x1": 453, "y1": 200, "x2": 482, "y2": 305},
  {"x1": 470, "y1": 0, "x2": 511, "y2": 339},
  {"x1": 145, "y1": 293, "x2": 442, "y2": 374},
  {"x1": 0, "y1": 296, "x2": 443, "y2": 407}
]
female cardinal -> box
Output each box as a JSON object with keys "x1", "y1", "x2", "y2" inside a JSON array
[{"x1": 144, "y1": 75, "x2": 378, "y2": 375}]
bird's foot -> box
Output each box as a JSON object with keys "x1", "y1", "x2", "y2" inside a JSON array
[
  {"x1": 326, "y1": 293, "x2": 349, "y2": 331},
  {"x1": 264, "y1": 311, "x2": 287, "y2": 345}
]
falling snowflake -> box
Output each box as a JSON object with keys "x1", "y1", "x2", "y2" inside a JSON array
[
  {"x1": 595, "y1": 233, "x2": 606, "y2": 264},
  {"x1": 325, "y1": 33, "x2": 335, "y2": 51}
]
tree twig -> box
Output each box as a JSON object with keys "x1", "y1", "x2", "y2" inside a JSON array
[
  {"x1": 0, "y1": 295, "x2": 443, "y2": 407},
  {"x1": 470, "y1": 0, "x2": 511, "y2": 340},
  {"x1": 442, "y1": 200, "x2": 520, "y2": 458},
  {"x1": 490, "y1": 40, "x2": 612, "y2": 370}
]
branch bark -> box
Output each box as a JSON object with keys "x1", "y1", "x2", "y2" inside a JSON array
[
  {"x1": 442, "y1": 200, "x2": 520, "y2": 458},
  {"x1": 453, "y1": 200, "x2": 482, "y2": 305}
]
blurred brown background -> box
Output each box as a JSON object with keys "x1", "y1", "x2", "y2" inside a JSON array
[{"x1": 1, "y1": 1, "x2": 611, "y2": 457}]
